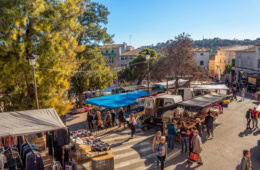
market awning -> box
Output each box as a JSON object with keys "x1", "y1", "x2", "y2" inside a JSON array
[
  {"x1": 178, "y1": 93, "x2": 227, "y2": 108},
  {"x1": 194, "y1": 84, "x2": 229, "y2": 90},
  {"x1": 85, "y1": 90, "x2": 148, "y2": 109},
  {"x1": 154, "y1": 79, "x2": 188, "y2": 88},
  {"x1": 0, "y1": 108, "x2": 66, "y2": 137}
]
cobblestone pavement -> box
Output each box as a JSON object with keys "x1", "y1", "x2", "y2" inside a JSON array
[{"x1": 165, "y1": 96, "x2": 260, "y2": 170}]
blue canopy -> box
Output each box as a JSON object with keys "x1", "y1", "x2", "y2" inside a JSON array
[{"x1": 85, "y1": 90, "x2": 148, "y2": 109}]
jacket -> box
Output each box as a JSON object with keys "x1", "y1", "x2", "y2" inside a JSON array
[
  {"x1": 204, "y1": 115, "x2": 214, "y2": 127},
  {"x1": 240, "y1": 156, "x2": 253, "y2": 170},
  {"x1": 167, "y1": 123, "x2": 177, "y2": 136},
  {"x1": 156, "y1": 142, "x2": 167, "y2": 157},
  {"x1": 191, "y1": 135, "x2": 202, "y2": 154}
]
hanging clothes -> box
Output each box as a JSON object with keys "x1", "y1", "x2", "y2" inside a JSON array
[
  {"x1": 54, "y1": 129, "x2": 70, "y2": 147},
  {"x1": 26, "y1": 152, "x2": 44, "y2": 170},
  {"x1": 46, "y1": 132, "x2": 54, "y2": 156},
  {"x1": 48, "y1": 161, "x2": 62, "y2": 170},
  {"x1": 4, "y1": 149, "x2": 23, "y2": 170}
]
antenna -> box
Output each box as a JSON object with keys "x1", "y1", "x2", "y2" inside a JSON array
[{"x1": 130, "y1": 35, "x2": 132, "y2": 46}]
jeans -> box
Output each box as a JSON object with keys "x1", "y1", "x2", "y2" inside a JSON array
[
  {"x1": 130, "y1": 126, "x2": 136, "y2": 137},
  {"x1": 252, "y1": 118, "x2": 258, "y2": 128},
  {"x1": 88, "y1": 121, "x2": 94, "y2": 130},
  {"x1": 181, "y1": 137, "x2": 189, "y2": 153},
  {"x1": 157, "y1": 155, "x2": 166, "y2": 170},
  {"x1": 246, "y1": 119, "x2": 251, "y2": 129},
  {"x1": 167, "y1": 135, "x2": 175, "y2": 149},
  {"x1": 206, "y1": 126, "x2": 214, "y2": 137}
]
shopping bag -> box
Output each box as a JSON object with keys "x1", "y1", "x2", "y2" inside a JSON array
[{"x1": 189, "y1": 152, "x2": 199, "y2": 161}]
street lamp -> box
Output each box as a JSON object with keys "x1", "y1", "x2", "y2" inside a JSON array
[
  {"x1": 28, "y1": 54, "x2": 39, "y2": 109},
  {"x1": 146, "y1": 51, "x2": 151, "y2": 96}
]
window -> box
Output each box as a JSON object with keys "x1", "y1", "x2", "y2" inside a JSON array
[
  {"x1": 106, "y1": 50, "x2": 109, "y2": 54},
  {"x1": 258, "y1": 59, "x2": 260, "y2": 68},
  {"x1": 111, "y1": 49, "x2": 114, "y2": 53},
  {"x1": 121, "y1": 57, "x2": 124, "y2": 60},
  {"x1": 111, "y1": 57, "x2": 114, "y2": 63},
  {"x1": 200, "y1": 53, "x2": 204, "y2": 56},
  {"x1": 200, "y1": 61, "x2": 204, "y2": 66},
  {"x1": 220, "y1": 59, "x2": 222, "y2": 63},
  {"x1": 232, "y1": 59, "x2": 235, "y2": 66},
  {"x1": 224, "y1": 60, "x2": 226, "y2": 64}
]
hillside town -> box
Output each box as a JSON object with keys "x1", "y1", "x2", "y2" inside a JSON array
[{"x1": 0, "y1": 1, "x2": 260, "y2": 170}]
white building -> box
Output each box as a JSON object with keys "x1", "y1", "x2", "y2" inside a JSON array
[
  {"x1": 192, "y1": 48, "x2": 210, "y2": 70},
  {"x1": 234, "y1": 44, "x2": 260, "y2": 84}
]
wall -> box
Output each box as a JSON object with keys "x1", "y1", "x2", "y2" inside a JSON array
[{"x1": 194, "y1": 51, "x2": 210, "y2": 69}]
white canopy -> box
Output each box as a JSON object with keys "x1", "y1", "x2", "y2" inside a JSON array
[
  {"x1": 194, "y1": 84, "x2": 229, "y2": 90},
  {"x1": 154, "y1": 79, "x2": 188, "y2": 88},
  {"x1": 0, "y1": 108, "x2": 66, "y2": 137}
]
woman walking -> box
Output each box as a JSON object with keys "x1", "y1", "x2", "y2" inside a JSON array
[
  {"x1": 180, "y1": 121, "x2": 189, "y2": 153},
  {"x1": 129, "y1": 114, "x2": 137, "y2": 138},
  {"x1": 152, "y1": 131, "x2": 162, "y2": 167},
  {"x1": 156, "y1": 136, "x2": 167, "y2": 170},
  {"x1": 191, "y1": 130, "x2": 203, "y2": 165},
  {"x1": 246, "y1": 109, "x2": 252, "y2": 130}
]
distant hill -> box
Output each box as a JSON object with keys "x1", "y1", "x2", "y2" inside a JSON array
[{"x1": 140, "y1": 38, "x2": 260, "y2": 52}]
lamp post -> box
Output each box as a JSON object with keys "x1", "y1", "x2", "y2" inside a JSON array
[
  {"x1": 28, "y1": 54, "x2": 39, "y2": 109},
  {"x1": 146, "y1": 51, "x2": 151, "y2": 97}
]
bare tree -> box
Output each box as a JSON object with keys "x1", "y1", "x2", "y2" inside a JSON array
[{"x1": 152, "y1": 33, "x2": 207, "y2": 89}]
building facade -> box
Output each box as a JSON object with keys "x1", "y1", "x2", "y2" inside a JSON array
[
  {"x1": 100, "y1": 43, "x2": 137, "y2": 70},
  {"x1": 214, "y1": 46, "x2": 252, "y2": 78},
  {"x1": 234, "y1": 45, "x2": 260, "y2": 85},
  {"x1": 192, "y1": 48, "x2": 210, "y2": 70},
  {"x1": 208, "y1": 54, "x2": 216, "y2": 77},
  {"x1": 120, "y1": 49, "x2": 141, "y2": 68}
]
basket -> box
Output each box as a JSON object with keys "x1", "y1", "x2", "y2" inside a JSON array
[{"x1": 91, "y1": 152, "x2": 114, "y2": 170}]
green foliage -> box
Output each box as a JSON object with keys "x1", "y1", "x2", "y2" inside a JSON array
[
  {"x1": 118, "y1": 49, "x2": 157, "y2": 84},
  {"x1": 71, "y1": 0, "x2": 114, "y2": 107},
  {"x1": 224, "y1": 64, "x2": 232, "y2": 74},
  {"x1": 71, "y1": 48, "x2": 114, "y2": 107},
  {"x1": 0, "y1": 0, "x2": 85, "y2": 115}
]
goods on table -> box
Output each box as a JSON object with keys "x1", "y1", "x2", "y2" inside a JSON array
[{"x1": 70, "y1": 129, "x2": 92, "y2": 138}]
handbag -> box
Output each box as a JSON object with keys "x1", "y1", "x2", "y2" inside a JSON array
[{"x1": 189, "y1": 152, "x2": 199, "y2": 161}]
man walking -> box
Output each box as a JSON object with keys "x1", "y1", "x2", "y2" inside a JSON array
[
  {"x1": 204, "y1": 112, "x2": 214, "y2": 139},
  {"x1": 240, "y1": 150, "x2": 253, "y2": 170}
]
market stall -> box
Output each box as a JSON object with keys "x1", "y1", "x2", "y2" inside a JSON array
[
  {"x1": 0, "y1": 108, "x2": 71, "y2": 170},
  {"x1": 160, "y1": 93, "x2": 228, "y2": 143}
]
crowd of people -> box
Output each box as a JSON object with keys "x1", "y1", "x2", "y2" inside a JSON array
[
  {"x1": 85, "y1": 107, "x2": 138, "y2": 138},
  {"x1": 151, "y1": 111, "x2": 217, "y2": 169}
]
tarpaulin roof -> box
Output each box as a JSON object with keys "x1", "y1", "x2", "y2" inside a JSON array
[
  {"x1": 85, "y1": 90, "x2": 148, "y2": 109},
  {"x1": 0, "y1": 108, "x2": 66, "y2": 137},
  {"x1": 194, "y1": 84, "x2": 229, "y2": 90},
  {"x1": 178, "y1": 93, "x2": 227, "y2": 108}
]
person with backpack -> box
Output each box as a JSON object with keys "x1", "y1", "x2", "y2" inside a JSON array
[
  {"x1": 104, "y1": 111, "x2": 112, "y2": 128},
  {"x1": 246, "y1": 109, "x2": 252, "y2": 130},
  {"x1": 167, "y1": 120, "x2": 177, "y2": 150}
]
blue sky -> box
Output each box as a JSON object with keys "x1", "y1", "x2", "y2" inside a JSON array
[{"x1": 95, "y1": 0, "x2": 260, "y2": 48}]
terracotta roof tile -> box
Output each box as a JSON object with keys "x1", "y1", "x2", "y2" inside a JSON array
[{"x1": 121, "y1": 49, "x2": 141, "y2": 56}]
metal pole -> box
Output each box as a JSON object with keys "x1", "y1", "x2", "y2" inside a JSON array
[
  {"x1": 32, "y1": 66, "x2": 39, "y2": 109},
  {"x1": 166, "y1": 77, "x2": 169, "y2": 93},
  {"x1": 148, "y1": 61, "x2": 150, "y2": 97}
]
